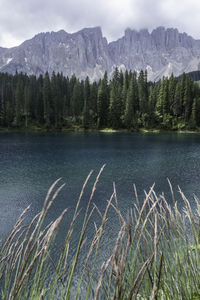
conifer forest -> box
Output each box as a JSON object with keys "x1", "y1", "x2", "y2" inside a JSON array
[{"x1": 0, "y1": 68, "x2": 200, "y2": 131}]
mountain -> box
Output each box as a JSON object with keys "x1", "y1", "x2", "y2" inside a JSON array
[{"x1": 1, "y1": 26, "x2": 200, "y2": 81}]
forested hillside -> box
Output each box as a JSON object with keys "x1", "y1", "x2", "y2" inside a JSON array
[
  {"x1": 178, "y1": 70, "x2": 200, "y2": 82},
  {"x1": 0, "y1": 68, "x2": 200, "y2": 131}
]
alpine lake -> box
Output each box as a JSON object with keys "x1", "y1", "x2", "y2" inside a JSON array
[{"x1": 1, "y1": 131, "x2": 200, "y2": 294}]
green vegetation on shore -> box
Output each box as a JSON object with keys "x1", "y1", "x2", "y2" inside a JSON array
[
  {"x1": 0, "y1": 69, "x2": 200, "y2": 133},
  {"x1": 0, "y1": 168, "x2": 200, "y2": 299}
]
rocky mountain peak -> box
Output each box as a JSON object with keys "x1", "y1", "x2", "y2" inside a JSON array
[
  {"x1": 77, "y1": 26, "x2": 102, "y2": 37},
  {"x1": 0, "y1": 26, "x2": 200, "y2": 81}
]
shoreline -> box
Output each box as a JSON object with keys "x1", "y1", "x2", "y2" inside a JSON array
[{"x1": 0, "y1": 126, "x2": 200, "y2": 134}]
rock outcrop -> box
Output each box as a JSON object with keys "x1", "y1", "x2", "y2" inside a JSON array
[{"x1": 0, "y1": 26, "x2": 200, "y2": 81}]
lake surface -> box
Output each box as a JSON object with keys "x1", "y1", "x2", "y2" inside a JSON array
[
  {"x1": 1, "y1": 131, "x2": 200, "y2": 291},
  {"x1": 1, "y1": 131, "x2": 200, "y2": 231}
]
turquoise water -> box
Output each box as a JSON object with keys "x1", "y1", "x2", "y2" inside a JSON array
[{"x1": 0, "y1": 131, "x2": 200, "y2": 246}]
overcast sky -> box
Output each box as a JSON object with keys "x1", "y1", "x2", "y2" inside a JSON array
[{"x1": 1, "y1": 0, "x2": 200, "y2": 48}]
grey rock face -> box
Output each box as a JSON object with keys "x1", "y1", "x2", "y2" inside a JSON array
[
  {"x1": 109, "y1": 27, "x2": 200, "y2": 81},
  {"x1": 0, "y1": 26, "x2": 200, "y2": 81}
]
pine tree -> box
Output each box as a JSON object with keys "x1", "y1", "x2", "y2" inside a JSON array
[
  {"x1": 97, "y1": 72, "x2": 109, "y2": 128},
  {"x1": 124, "y1": 73, "x2": 139, "y2": 128},
  {"x1": 189, "y1": 98, "x2": 198, "y2": 128},
  {"x1": 24, "y1": 82, "x2": 31, "y2": 128},
  {"x1": 183, "y1": 76, "x2": 193, "y2": 122},
  {"x1": 148, "y1": 85, "x2": 157, "y2": 127},
  {"x1": 156, "y1": 77, "x2": 169, "y2": 119},
  {"x1": 69, "y1": 74, "x2": 77, "y2": 116},
  {"x1": 138, "y1": 70, "x2": 148, "y2": 112},
  {"x1": 62, "y1": 76, "x2": 70, "y2": 117},
  {"x1": 15, "y1": 77, "x2": 24, "y2": 127},
  {"x1": 83, "y1": 76, "x2": 90, "y2": 128},
  {"x1": 0, "y1": 75, "x2": 7, "y2": 126},
  {"x1": 71, "y1": 79, "x2": 82, "y2": 118},
  {"x1": 173, "y1": 81, "x2": 182, "y2": 117},
  {"x1": 51, "y1": 72, "x2": 59, "y2": 127},
  {"x1": 109, "y1": 68, "x2": 123, "y2": 128},
  {"x1": 36, "y1": 74, "x2": 44, "y2": 125},
  {"x1": 43, "y1": 72, "x2": 51, "y2": 128},
  {"x1": 109, "y1": 85, "x2": 122, "y2": 129},
  {"x1": 90, "y1": 81, "x2": 98, "y2": 122},
  {"x1": 163, "y1": 78, "x2": 169, "y2": 115},
  {"x1": 0, "y1": 74, "x2": 15, "y2": 127},
  {"x1": 121, "y1": 74, "x2": 128, "y2": 117},
  {"x1": 168, "y1": 74, "x2": 177, "y2": 116}
]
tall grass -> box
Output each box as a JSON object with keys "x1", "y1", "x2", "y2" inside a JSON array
[{"x1": 0, "y1": 167, "x2": 200, "y2": 299}]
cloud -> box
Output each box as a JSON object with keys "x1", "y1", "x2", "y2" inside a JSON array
[{"x1": 0, "y1": 0, "x2": 200, "y2": 47}]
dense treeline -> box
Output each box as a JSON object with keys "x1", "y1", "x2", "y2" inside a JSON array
[
  {"x1": 0, "y1": 68, "x2": 200, "y2": 131},
  {"x1": 178, "y1": 70, "x2": 200, "y2": 82}
]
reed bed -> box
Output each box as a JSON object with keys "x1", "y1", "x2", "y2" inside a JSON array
[{"x1": 0, "y1": 166, "x2": 200, "y2": 299}]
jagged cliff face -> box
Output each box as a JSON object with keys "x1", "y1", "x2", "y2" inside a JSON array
[
  {"x1": 0, "y1": 26, "x2": 200, "y2": 81},
  {"x1": 109, "y1": 27, "x2": 200, "y2": 81},
  {"x1": 0, "y1": 27, "x2": 112, "y2": 81}
]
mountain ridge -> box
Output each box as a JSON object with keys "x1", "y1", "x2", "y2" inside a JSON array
[{"x1": 0, "y1": 26, "x2": 200, "y2": 81}]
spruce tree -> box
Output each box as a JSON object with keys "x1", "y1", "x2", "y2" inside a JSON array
[
  {"x1": 71, "y1": 79, "x2": 82, "y2": 118},
  {"x1": 90, "y1": 82, "x2": 98, "y2": 122},
  {"x1": 168, "y1": 74, "x2": 177, "y2": 116},
  {"x1": 183, "y1": 76, "x2": 193, "y2": 122},
  {"x1": 15, "y1": 77, "x2": 24, "y2": 127},
  {"x1": 138, "y1": 70, "x2": 148, "y2": 114},
  {"x1": 121, "y1": 74, "x2": 128, "y2": 117},
  {"x1": 109, "y1": 85, "x2": 122, "y2": 129},
  {"x1": 189, "y1": 98, "x2": 198, "y2": 129},
  {"x1": 24, "y1": 82, "x2": 31, "y2": 128},
  {"x1": 109, "y1": 68, "x2": 123, "y2": 128},
  {"x1": 43, "y1": 72, "x2": 51, "y2": 128},
  {"x1": 83, "y1": 76, "x2": 90, "y2": 128},
  {"x1": 97, "y1": 72, "x2": 109, "y2": 128},
  {"x1": 148, "y1": 85, "x2": 157, "y2": 127},
  {"x1": 124, "y1": 73, "x2": 139, "y2": 128},
  {"x1": 173, "y1": 81, "x2": 182, "y2": 117}
]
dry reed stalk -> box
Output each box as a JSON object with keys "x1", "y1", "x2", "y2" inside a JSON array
[
  {"x1": 1, "y1": 170, "x2": 200, "y2": 300},
  {"x1": 9, "y1": 207, "x2": 68, "y2": 300},
  {"x1": 127, "y1": 255, "x2": 154, "y2": 300},
  {"x1": 0, "y1": 205, "x2": 31, "y2": 256}
]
